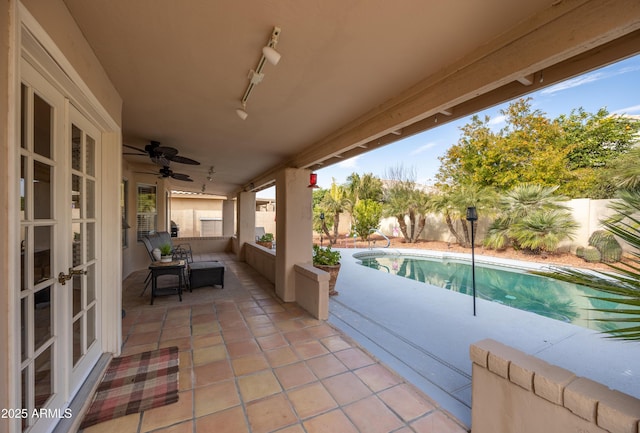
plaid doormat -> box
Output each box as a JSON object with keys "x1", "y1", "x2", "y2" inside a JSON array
[{"x1": 80, "y1": 346, "x2": 179, "y2": 429}]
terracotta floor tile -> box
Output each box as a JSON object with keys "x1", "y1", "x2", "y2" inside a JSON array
[
  {"x1": 192, "y1": 333, "x2": 223, "y2": 349},
  {"x1": 192, "y1": 321, "x2": 220, "y2": 336},
  {"x1": 241, "y1": 306, "x2": 265, "y2": 317},
  {"x1": 410, "y1": 411, "x2": 468, "y2": 433},
  {"x1": 191, "y1": 303, "x2": 215, "y2": 316},
  {"x1": 237, "y1": 370, "x2": 282, "y2": 402},
  {"x1": 287, "y1": 382, "x2": 337, "y2": 419},
  {"x1": 159, "y1": 337, "x2": 191, "y2": 351},
  {"x1": 265, "y1": 346, "x2": 300, "y2": 368},
  {"x1": 378, "y1": 384, "x2": 436, "y2": 422},
  {"x1": 161, "y1": 325, "x2": 191, "y2": 340},
  {"x1": 333, "y1": 348, "x2": 376, "y2": 369},
  {"x1": 292, "y1": 340, "x2": 329, "y2": 360},
  {"x1": 164, "y1": 316, "x2": 192, "y2": 328},
  {"x1": 194, "y1": 359, "x2": 234, "y2": 386},
  {"x1": 226, "y1": 338, "x2": 261, "y2": 358},
  {"x1": 140, "y1": 390, "x2": 193, "y2": 432},
  {"x1": 131, "y1": 321, "x2": 164, "y2": 334},
  {"x1": 195, "y1": 406, "x2": 248, "y2": 433},
  {"x1": 320, "y1": 335, "x2": 351, "y2": 352},
  {"x1": 82, "y1": 412, "x2": 140, "y2": 433},
  {"x1": 178, "y1": 350, "x2": 192, "y2": 369},
  {"x1": 274, "y1": 425, "x2": 306, "y2": 433},
  {"x1": 193, "y1": 344, "x2": 227, "y2": 365},
  {"x1": 231, "y1": 353, "x2": 269, "y2": 376},
  {"x1": 191, "y1": 313, "x2": 217, "y2": 325},
  {"x1": 306, "y1": 354, "x2": 348, "y2": 379},
  {"x1": 124, "y1": 330, "x2": 160, "y2": 347},
  {"x1": 194, "y1": 380, "x2": 240, "y2": 417},
  {"x1": 222, "y1": 327, "x2": 253, "y2": 342},
  {"x1": 250, "y1": 324, "x2": 279, "y2": 337},
  {"x1": 256, "y1": 333, "x2": 288, "y2": 350},
  {"x1": 355, "y1": 364, "x2": 403, "y2": 392},
  {"x1": 145, "y1": 420, "x2": 193, "y2": 433},
  {"x1": 244, "y1": 314, "x2": 272, "y2": 326},
  {"x1": 303, "y1": 409, "x2": 359, "y2": 433},
  {"x1": 275, "y1": 319, "x2": 306, "y2": 332},
  {"x1": 283, "y1": 329, "x2": 313, "y2": 344},
  {"x1": 262, "y1": 304, "x2": 286, "y2": 313},
  {"x1": 343, "y1": 395, "x2": 404, "y2": 433},
  {"x1": 120, "y1": 342, "x2": 158, "y2": 357},
  {"x1": 322, "y1": 372, "x2": 373, "y2": 405},
  {"x1": 245, "y1": 394, "x2": 297, "y2": 433},
  {"x1": 307, "y1": 324, "x2": 339, "y2": 339},
  {"x1": 178, "y1": 366, "x2": 193, "y2": 391},
  {"x1": 274, "y1": 362, "x2": 317, "y2": 390}
]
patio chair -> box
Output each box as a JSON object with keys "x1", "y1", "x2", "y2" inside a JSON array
[{"x1": 157, "y1": 231, "x2": 193, "y2": 263}]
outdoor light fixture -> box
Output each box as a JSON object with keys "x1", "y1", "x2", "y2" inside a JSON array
[
  {"x1": 236, "y1": 26, "x2": 281, "y2": 120},
  {"x1": 308, "y1": 172, "x2": 319, "y2": 188},
  {"x1": 466, "y1": 206, "x2": 478, "y2": 316}
]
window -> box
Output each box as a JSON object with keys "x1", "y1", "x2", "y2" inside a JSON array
[{"x1": 136, "y1": 184, "x2": 156, "y2": 241}]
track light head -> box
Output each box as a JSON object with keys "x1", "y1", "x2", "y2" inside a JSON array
[
  {"x1": 262, "y1": 46, "x2": 281, "y2": 65},
  {"x1": 236, "y1": 108, "x2": 248, "y2": 120}
]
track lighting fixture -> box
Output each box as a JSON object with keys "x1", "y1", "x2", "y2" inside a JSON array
[
  {"x1": 207, "y1": 166, "x2": 215, "y2": 182},
  {"x1": 236, "y1": 26, "x2": 281, "y2": 120}
]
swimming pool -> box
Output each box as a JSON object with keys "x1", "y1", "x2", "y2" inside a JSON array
[{"x1": 354, "y1": 251, "x2": 625, "y2": 331}]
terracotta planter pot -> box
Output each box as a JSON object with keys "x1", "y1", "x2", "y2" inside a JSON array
[
  {"x1": 313, "y1": 263, "x2": 341, "y2": 296},
  {"x1": 256, "y1": 241, "x2": 273, "y2": 249}
]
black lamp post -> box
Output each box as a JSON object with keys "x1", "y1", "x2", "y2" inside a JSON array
[
  {"x1": 466, "y1": 206, "x2": 478, "y2": 316},
  {"x1": 319, "y1": 212, "x2": 325, "y2": 246}
]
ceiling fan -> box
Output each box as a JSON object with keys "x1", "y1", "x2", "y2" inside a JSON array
[
  {"x1": 123, "y1": 140, "x2": 201, "y2": 166},
  {"x1": 137, "y1": 166, "x2": 194, "y2": 182}
]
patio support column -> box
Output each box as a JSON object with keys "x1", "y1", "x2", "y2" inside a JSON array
[
  {"x1": 222, "y1": 199, "x2": 235, "y2": 237},
  {"x1": 275, "y1": 168, "x2": 313, "y2": 302},
  {"x1": 236, "y1": 191, "x2": 256, "y2": 261}
]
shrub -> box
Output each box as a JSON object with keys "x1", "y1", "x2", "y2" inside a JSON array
[
  {"x1": 259, "y1": 233, "x2": 274, "y2": 242},
  {"x1": 312, "y1": 245, "x2": 341, "y2": 266},
  {"x1": 588, "y1": 230, "x2": 622, "y2": 263},
  {"x1": 582, "y1": 246, "x2": 602, "y2": 263}
]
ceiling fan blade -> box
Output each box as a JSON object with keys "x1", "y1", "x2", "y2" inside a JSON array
[
  {"x1": 172, "y1": 173, "x2": 192, "y2": 181},
  {"x1": 123, "y1": 144, "x2": 146, "y2": 153},
  {"x1": 123, "y1": 152, "x2": 148, "y2": 156},
  {"x1": 151, "y1": 156, "x2": 173, "y2": 166},
  {"x1": 170, "y1": 155, "x2": 201, "y2": 165},
  {"x1": 155, "y1": 146, "x2": 179, "y2": 158}
]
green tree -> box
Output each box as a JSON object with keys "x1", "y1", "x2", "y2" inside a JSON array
[
  {"x1": 352, "y1": 199, "x2": 383, "y2": 240},
  {"x1": 382, "y1": 166, "x2": 431, "y2": 243}
]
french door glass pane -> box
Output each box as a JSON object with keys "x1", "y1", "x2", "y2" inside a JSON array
[
  {"x1": 86, "y1": 264, "x2": 96, "y2": 304},
  {"x1": 86, "y1": 135, "x2": 95, "y2": 176},
  {"x1": 21, "y1": 84, "x2": 27, "y2": 149},
  {"x1": 21, "y1": 298, "x2": 28, "y2": 362},
  {"x1": 72, "y1": 223, "x2": 82, "y2": 268},
  {"x1": 72, "y1": 319, "x2": 81, "y2": 366},
  {"x1": 87, "y1": 306, "x2": 96, "y2": 348},
  {"x1": 33, "y1": 93, "x2": 52, "y2": 159},
  {"x1": 72, "y1": 174, "x2": 82, "y2": 217},
  {"x1": 33, "y1": 226, "x2": 51, "y2": 284},
  {"x1": 71, "y1": 125, "x2": 81, "y2": 170},
  {"x1": 86, "y1": 179, "x2": 95, "y2": 218},
  {"x1": 72, "y1": 274, "x2": 81, "y2": 317},
  {"x1": 34, "y1": 345, "x2": 52, "y2": 409},
  {"x1": 34, "y1": 285, "x2": 52, "y2": 350},
  {"x1": 87, "y1": 222, "x2": 96, "y2": 261},
  {"x1": 33, "y1": 161, "x2": 52, "y2": 219}
]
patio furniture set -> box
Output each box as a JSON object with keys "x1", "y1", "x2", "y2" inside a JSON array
[{"x1": 142, "y1": 232, "x2": 224, "y2": 304}]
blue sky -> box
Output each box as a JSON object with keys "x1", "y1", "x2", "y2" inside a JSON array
[{"x1": 258, "y1": 54, "x2": 640, "y2": 197}]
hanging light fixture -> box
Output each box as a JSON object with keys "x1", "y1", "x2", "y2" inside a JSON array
[
  {"x1": 236, "y1": 26, "x2": 282, "y2": 120},
  {"x1": 308, "y1": 172, "x2": 320, "y2": 188}
]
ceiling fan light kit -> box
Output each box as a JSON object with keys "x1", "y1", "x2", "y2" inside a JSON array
[
  {"x1": 124, "y1": 140, "x2": 201, "y2": 183},
  {"x1": 237, "y1": 26, "x2": 281, "y2": 120}
]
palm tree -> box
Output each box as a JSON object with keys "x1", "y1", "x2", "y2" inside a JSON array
[
  {"x1": 538, "y1": 189, "x2": 640, "y2": 340},
  {"x1": 432, "y1": 183, "x2": 499, "y2": 247},
  {"x1": 319, "y1": 179, "x2": 348, "y2": 244},
  {"x1": 485, "y1": 183, "x2": 575, "y2": 253}
]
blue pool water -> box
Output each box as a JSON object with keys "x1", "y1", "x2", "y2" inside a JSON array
[{"x1": 357, "y1": 254, "x2": 626, "y2": 331}]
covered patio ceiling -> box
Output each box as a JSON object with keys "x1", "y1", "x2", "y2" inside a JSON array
[{"x1": 60, "y1": 0, "x2": 640, "y2": 197}]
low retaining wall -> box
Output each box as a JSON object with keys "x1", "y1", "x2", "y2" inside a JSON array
[
  {"x1": 470, "y1": 339, "x2": 640, "y2": 433},
  {"x1": 294, "y1": 264, "x2": 329, "y2": 320},
  {"x1": 244, "y1": 243, "x2": 276, "y2": 284}
]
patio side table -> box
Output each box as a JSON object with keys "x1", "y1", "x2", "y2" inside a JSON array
[{"x1": 148, "y1": 260, "x2": 186, "y2": 305}]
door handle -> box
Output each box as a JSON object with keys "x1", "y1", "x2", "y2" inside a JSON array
[{"x1": 58, "y1": 268, "x2": 88, "y2": 285}]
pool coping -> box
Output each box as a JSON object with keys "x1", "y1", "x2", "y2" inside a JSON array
[{"x1": 328, "y1": 248, "x2": 640, "y2": 429}]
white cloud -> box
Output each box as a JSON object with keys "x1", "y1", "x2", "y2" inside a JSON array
[
  {"x1": 410, "y1": 142, "x2": 437, "y2": 156},
  {"x1": 612, "y1": 104, "x2": 640, "y2": 115},
  {"x1": 488, "y1": 115, "x2": 506, "y2": 126},
  {"x1": 541, "y1": 64, "x2": 640, "y2": 95},
  {"x1": 337, "y1": 155, "x2": 361, "y2": 169}
]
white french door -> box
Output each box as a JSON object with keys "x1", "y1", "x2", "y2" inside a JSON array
[{"x1": 19, "y1": 59, "x2": 102, "y2": 433}]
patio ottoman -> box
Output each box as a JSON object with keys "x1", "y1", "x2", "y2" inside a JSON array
[{"x1": 189, "y1": 261, "x2": 225, "y2": 290}]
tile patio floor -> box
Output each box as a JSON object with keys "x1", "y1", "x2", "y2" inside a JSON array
[{"x1": 80, "y1": 252, "x2": 468, "y2": 433}]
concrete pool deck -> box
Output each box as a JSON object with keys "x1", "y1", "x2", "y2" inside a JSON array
[{"x1": 328, "y1": 248, "x2": 640, "y2": 429}]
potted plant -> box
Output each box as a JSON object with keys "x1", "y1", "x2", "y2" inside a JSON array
[
  {"x1": 256, "y1": 233, "x2": 274, "y2": 249},
  {"x1": 159, "y1": 243, "x2": 173, "y2": 262},
  {"x1": 312, "y1": 244, "x2": 341, "y2": 296}
]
